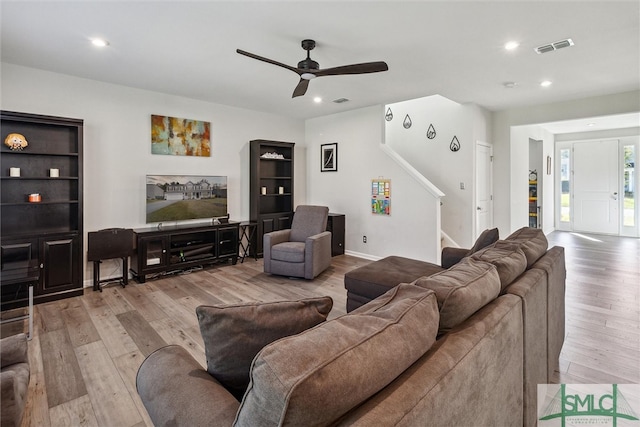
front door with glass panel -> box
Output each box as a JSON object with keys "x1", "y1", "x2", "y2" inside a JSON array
[{"x1": 573, "y1": 140, "x2": 619, "y2": 234}]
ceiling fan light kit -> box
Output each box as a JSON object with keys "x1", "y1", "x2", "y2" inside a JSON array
[{"x1": 237, "y1": 39, "x2": 388, "y2": 98}]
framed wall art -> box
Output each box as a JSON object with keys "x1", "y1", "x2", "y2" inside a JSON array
[
  {"x1": 151, "y1": 114, "x2": 211, "y2": 156},
  {"x1": 321, "y1": 143, "x2": 338, "y2": 172},
  {"x1": 371, "y1": 178, "x2": 391, "y2": 215}
]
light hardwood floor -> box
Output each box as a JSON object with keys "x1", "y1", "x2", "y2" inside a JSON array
[{"x1": 2, "y1": 231, "x2": 639, "y2": 427}]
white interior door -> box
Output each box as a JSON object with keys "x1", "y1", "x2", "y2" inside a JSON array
[
  {"x1": 573, "y1": 139, "x2": 619, "y2": 234},
  {"x1": 475, "y1": 141, "x2": 493, "y2": 235}
]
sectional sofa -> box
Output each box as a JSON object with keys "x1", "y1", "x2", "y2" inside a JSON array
[{"x1": 137, "y1": 227, "x2": 565, "y2": 427}]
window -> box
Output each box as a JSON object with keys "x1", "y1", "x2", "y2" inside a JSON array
[
  {"x1": 560, "y1": 148, "x2": 571, "y2": 223},
  {"x1": 623, "y1": 144, "x2": 635, "y2": 227}
]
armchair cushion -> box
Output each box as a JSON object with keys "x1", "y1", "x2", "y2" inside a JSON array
[
  {"x1": 196, "y1": 296, "x2": 333, "y2": 400},
  {"x1": 289, "y1": 205, "x2": 329, "y2": 242},
  {"x1": 270, "y1": 241, "x2": 305, "y2": 263}
]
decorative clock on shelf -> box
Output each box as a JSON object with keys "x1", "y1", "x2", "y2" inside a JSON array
[{"x1": 529, "y1": 170, "x2": 538, "y2": 181}]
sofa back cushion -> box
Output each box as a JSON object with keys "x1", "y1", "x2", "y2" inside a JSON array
[
  {"x1": 505, "y1": 227, "x2": 548, "y2": 268},
  {"x1": 196, "y1": 297, "x2": 333, "y2": 400},
  {"x1": 234, "y1": 284, "x2": 439, "y2": 427},
  {"x1": 471, "y1": 241, "x2": 528, "y2": 291},
  {"x1": 414, "y1": 257, "x2": 501, "y2": 334}
]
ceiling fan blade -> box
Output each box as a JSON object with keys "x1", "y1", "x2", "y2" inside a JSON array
[
  {"x1": 315, "y1": 61, "x2": 389, "y2": 77},
  {"x1": 292, "y1": 79, "x2": 310, "y2": 98},
  {"x1": 236, "y1": 49, "x2": 300, "y2": 74}
]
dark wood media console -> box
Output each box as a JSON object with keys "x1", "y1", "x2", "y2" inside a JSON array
[{"x1": 130, "y1": 222, "x2": 239, "y2": 283}]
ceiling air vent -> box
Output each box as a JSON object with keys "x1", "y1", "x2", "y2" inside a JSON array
[
  {"x1": 332, "y1": 98, "x2": 350, "y2": 104},
  {"x1": 535, "y1": 38, "x2": 574, "y2": 54}
]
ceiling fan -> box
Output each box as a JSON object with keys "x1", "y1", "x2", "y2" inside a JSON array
[{"x1": 236, "y1": 39, "x2": 389, "y2": 98}]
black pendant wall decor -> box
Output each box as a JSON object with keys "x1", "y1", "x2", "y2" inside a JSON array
[
  {"x1": 426, "y1": 124, "x2": 436, "y2": 140},
  {"x1": 450, "y1": 136, "x2": 461, "y2": 152},
  {"x1": 403, "y1": 114, "x2": 412, "y2": 129},
  {"x1": 385, "y1": 108, "x2": 393, "y2": 121}
]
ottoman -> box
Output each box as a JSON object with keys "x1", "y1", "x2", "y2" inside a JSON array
[{"x1": 344, "y1": 256, "x2": 444, "y2": 312}]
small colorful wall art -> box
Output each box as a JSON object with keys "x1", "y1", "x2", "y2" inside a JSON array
[
  {"x1": 371, "y1": 179, "x2": 391, "y2": 215},
  {"x1": 151, "y1": 115, "x2": 211, "y2": 156}
]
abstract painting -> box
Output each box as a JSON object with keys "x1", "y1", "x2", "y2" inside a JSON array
[{"x1": 151, "y1": 115, "x2": 211, "y2": 156}]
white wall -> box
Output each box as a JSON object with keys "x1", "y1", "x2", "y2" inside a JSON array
[
  {"x1": 493, "y1": 90, "x2": 640, "y2": 234},
  {"x1": 1, "y1": 63, "x2": 305, "y2": 283},
  {"x1": 305, "y1": 106, "x2": 441, "y2": 263},
  {"x1": 384, "y1": 95, "x2": 492, "y2": 247}
]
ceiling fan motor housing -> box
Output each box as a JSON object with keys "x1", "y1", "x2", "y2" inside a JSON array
[
  {"x1": 298, "y1": 58, "x2": 319, "y2": 70},
  {"x1": 299, "y1": 39, "x2": 319, "y2": 70}
]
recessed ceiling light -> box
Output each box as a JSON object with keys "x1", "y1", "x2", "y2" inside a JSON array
[
  {"x1": 313, "y1": 97, "x2": 322, "y2": 103},
  {"x1": 540, "y1": 80, "x2": 552, "y2": 87},
  {"x1": 90, "y1": 38, "x2": 109, "y2": 47},
  {"x1": 504, "y1": 41, "x2": 520, "y2": 51},
  {"x1": 503, "y1": 82, "x2": 517, "y2": 88}
]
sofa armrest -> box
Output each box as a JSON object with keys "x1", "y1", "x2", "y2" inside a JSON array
[
  {"x1": 0, "y1": 334, "x2": 28, "y2": 368},
  {"x1": 441, "y1": 247, "x2": 470, "y2": 269},
  {"x1": 137, "y1": 345, "x2": 240, "y2": 427},
  {"x1": 264, "y1": 229, "x2": 291, "y2": 273},
  {"x1": 304, "y1": 231, "x2": 332, "y2": 279}
]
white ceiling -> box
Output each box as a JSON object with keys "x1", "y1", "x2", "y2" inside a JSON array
[{"x1": 1, "y1": 1, "x2": 639, "y2": 132}]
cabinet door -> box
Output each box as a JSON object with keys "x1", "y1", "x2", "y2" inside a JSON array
[
  {"x1": 255, "y1": 213, "x2": 293, "y2": 256},
  {"x1": 139, "y1": 236, "x2": 168, "y2": 270},
  {"x1": 40, "y1": 235, "x2": 79, "y2": 294},
  {"x1": 217, "y1": 227, "x2": 238, "y2": 257}
]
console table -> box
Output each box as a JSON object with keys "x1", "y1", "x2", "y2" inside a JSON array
[{"x1": 130, "y1": 222, "x2": 239, "y2": 283}]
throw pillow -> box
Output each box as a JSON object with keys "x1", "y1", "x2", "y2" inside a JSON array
[
  {"x1": 414, "y1": 257, "x2": 501, "y2": 334},
  {"x1": 469, "y1": 227, "x2": 500, "y2": 253},
  {"x1": 234, "y1": 284, "x2": 439, "y2": 427},
  {"x1": 196, "y1": 296, "x2": 333, "y2": 400}
]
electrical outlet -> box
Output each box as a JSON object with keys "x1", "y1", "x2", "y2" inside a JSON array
[
  {"x1": 460, "y1": 182, "x2": 465, "y2": 190},
  {"x1": 363, "y1": 236, "x2": 367, "y2": 243}
]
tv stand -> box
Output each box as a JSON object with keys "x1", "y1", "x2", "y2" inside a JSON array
[{"x1": 130, "y1": 222, "x2": 239, "y2": 283}]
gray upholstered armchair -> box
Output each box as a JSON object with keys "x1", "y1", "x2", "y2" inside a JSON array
[
  {"x1": 1, "y1": 333, "x2": 30, "y2": 427},
  {"x1": 263, "y1": 205, "x2": 332, "y2": 279}
]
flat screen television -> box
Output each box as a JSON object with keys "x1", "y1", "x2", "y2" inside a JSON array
[{"x1": 146, "y1": 175, "x2": 228, "y2": 223}]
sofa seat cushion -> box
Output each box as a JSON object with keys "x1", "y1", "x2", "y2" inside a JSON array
[
  {"x1": 196, "y1": 297, "x2": 333, "y2": 400},
  {"x1": 270, "y1": 242, "x2": 306, "y2": 263},
  {"x1": 471, "y1": 241, "x2": 528, "y2": 291},
  {"x1": 414, "y1": 257, "x2": 501, "y2": 334},
  {"x1": 235, "y1": 284, "x2": 439, "y2": 427},
  {"x1": 344, "y1": 256, "x2": 444, "y2": 305},
  {"x1": 506, "y1": 227, "x2": 548, "y2": 268}
]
